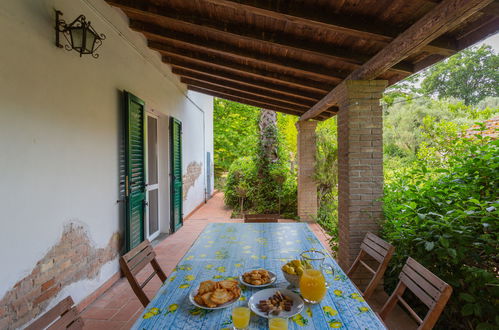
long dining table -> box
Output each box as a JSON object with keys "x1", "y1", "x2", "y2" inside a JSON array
[{"x1": 132, "y1": 222, "x2": 387, "y2": 329}]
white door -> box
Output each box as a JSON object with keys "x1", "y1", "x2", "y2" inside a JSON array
[{"x1": 146, "y1": 113, "x2": 160, "y2": 240}]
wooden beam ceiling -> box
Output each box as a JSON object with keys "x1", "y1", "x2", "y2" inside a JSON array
[
  {"x1": 182, "y1": 78, "x2": 312, "y2": 111},
  {"x1": 202, "y1": 0, "x2": 458, "y2": 55},
  {"x1": 107, "y1": 0, "x2": 415, "y2": 75},
  {"x1": 179, "y1": 76, "x2": 316, "y2": 108},
  {"x1": 300, "y1": 0, "x2": 495, "y2": 121},
  {"x1": 160, "y1": 54, "x2": 333, "y2": 95},
  {"x1": 170, "y1": 66, "x2": 325, "y2": 103},
  {"x1": 131, "y1": 21, "x2": 352, "y2": 81},
  {"x1": 188, "y1": 86, "x2": 333, "y2": 120}
]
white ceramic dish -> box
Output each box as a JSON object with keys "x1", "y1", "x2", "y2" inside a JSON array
[
  {"x1": 239, "y1": 269, "x2": 277, "y2": 288},
  {"x1": 188, "y1": 285, "x2": 240, "y2": 310},
  {"x1": 248, "y1": 288, "x2": 304, "y2": 319}
]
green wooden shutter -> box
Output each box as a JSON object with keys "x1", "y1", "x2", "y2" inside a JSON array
[
  {"x1": 124, "y1": 91, "x2": 146, "y2": 251},
  {"x1": 170, "y1": 117, "x2": 183, "y2": 232}
]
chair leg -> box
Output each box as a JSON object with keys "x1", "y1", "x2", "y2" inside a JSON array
[{"x1": 379, "y1": 282, "x2": 406, "y2": 321}]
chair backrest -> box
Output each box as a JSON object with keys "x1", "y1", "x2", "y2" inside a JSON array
[
  {"x1": 120, "y1": 240, "x2": 167, "y2": 307},
  {"x1": 25, "y1": 296, "x2": 83, "y2": 330},
  {"x1": 243, "y1": 214, "x2": 279, "y2": 223},
  {"x1": 346, "y1": 232, "x2": 395, "y2": 299},
  {"x1": 379, "y1": 257, "x2": 453, "y2": 330}
]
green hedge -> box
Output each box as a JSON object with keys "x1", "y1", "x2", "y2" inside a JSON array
[{"x1": 382, "y1": 135, "x2": 498, "y2": 329}]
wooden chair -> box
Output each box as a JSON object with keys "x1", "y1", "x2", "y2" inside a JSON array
[
  {"x1": 243, "y1": 214, "x2": 279, "y2": 223},
  {"x1": 346, "y1": 232, "x2": 395, "y2": 299},
  {"x1": 379, "y1": 257, "x2": 453, "y2": 330},
  {"x1": 120, "y1": 240, "x2": 167, "y2": 307},
  {"x1": 25, "y1": 296, "x2": 83, "y2": 330}
]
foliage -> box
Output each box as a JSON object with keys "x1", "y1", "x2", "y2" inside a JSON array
[
  {"x1": 314, "y1": 118, "x2": 339, "y2": 252},
  {"x1": 213, "y1": 99, "x2": 259, "y2": 178},
  {"x1": 420, "y1": 45, "x2": 499, "y2": 105},
  {"x1": 383, "y1": 96, "x2": 499, "y2": 160},
  {"x1": 223, "y1": 111, "x2": 297, "y2": 217},
  {"x1": 382, "y1": 128, "x2": 499, "y2": 329}
]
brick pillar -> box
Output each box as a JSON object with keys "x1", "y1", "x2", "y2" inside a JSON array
[
  {"x1": 296, "y1": 120, "x2": 318, "y2": 222},
  {"x1": 337, "y1": 80, "x2": 387, "y2": 273}
]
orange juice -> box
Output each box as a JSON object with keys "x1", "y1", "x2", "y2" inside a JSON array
[
  {"x1": 232, "y1": 307, "x2": 250, "y2": 329},
  {"x1": 299, "y1": 269, "x2": 327, "y2": 303},
  {"x1": 269, "y1": 317, "x2": 288, "y2": 330}
]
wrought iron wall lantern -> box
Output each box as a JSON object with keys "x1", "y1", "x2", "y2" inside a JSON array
[{"x1": 55, "y1": 10, "x2": 106, "y2": 58}]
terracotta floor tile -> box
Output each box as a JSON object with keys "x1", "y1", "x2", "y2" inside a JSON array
[
  {"x1": 82, "y1": 307, "x2": 119, "y2": 320},
  {"x1": 83, "y1": 319, "x2": 125, "y2": 330},
  {"x1": 111, "y1": 299, "x2": 143, "y2": 322}
]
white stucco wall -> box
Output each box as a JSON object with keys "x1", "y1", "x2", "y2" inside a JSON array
[{"x1": 0, "y1": 0, "x2": 213, "y2": 310}]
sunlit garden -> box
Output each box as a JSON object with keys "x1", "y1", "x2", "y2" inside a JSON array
[{"x1": 214, "y1": 45, "x2": 499, "y2": 329}]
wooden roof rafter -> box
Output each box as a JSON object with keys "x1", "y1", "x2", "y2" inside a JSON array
[
  {"x1": 188, "y1": 85, "x2": 334, "y2": 120},
  {"x1": 105, "y1": 0, "x2": 499, "y2": 120},
  {"x1": 201, "y1": 0, "x2": 459, "y2": 55},
  {"x1": 300, "y1": 0, "x2": 497, "y2": 121},
  {"x1": 107, "y1": 0, "x2": 415, "y2": 75},
  {"x1": 170, "y1": 66, "x2": 325, "y2": 103}
]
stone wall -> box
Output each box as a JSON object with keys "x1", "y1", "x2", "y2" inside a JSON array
[{"x1": 0, "y1": 224, "x2": 120, "y2": 329}]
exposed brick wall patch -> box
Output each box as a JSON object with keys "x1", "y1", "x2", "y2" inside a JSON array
[
  {"x1": 183, "y1": 161, "x2": 203, "y2": 201},
  {"x1": 0, "y1": 223, "x2": 120, "y2": 329}
]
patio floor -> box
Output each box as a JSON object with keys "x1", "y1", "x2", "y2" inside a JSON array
[{"x1": 79, "y1": 192, "x2": 414, "y2": 329}]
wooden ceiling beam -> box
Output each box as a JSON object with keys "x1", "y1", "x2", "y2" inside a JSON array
[
  {"x1": 171, "y1": 66, "x2": 325, "y2": 103},
  {"x1": 182, "y1": 78, "x2": 310, "y2": 111},
  {"x1": 160, "y1": 53, "x2": 333, "y2": 95},
  {"x1": 179, "y1": 76, "x2": 315, "y2": 108},
  {"x1": 106, "y1": 0, "x2": 414, "y2": 75},
  {"x1": 457, "y1": 16, "x2": 499, "y2": 49},
  {"x1": 204, "y1": 0, "x2": 458, "y2": 55},
  {"x1": 300, "y1": 0, "x2": 494, "y2": 121},
  {"x1": 130, "y1": 21, "x2": 351, "y2": 81},
  {"x1": 188, "y1": 86, "x2": 333, "y2": 120}
]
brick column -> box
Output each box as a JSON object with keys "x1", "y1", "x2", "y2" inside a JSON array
[
  {"x1": 296, "y1": 120, "x2": 318, "y2": 222},
  {"x1": 337, "y1": 80, "x2": 387, "y2": 273}
]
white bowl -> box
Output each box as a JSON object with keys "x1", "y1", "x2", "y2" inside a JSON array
[
  {"x1": 248, "y1": 288, "x2": 304, "y2": 319},
  {"x1": 282, "y1": 271, "x2": 301, "y2": 287},
  {"x1": 239, "y1": 269, "x2": 277, "y2": 288}
]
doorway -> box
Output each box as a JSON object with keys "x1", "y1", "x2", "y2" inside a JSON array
[{"x1": 146, "y1": 114, "x2": 160, "y2": 240}]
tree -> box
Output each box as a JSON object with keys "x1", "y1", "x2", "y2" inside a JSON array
[
  {"x1": 420, "y1": 45, "x2": 499, "y2": 105},
  {"x1": 213, "y1": 98, "x2": 259, "y2": 176}
]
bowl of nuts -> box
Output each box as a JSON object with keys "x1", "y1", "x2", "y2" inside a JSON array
[{"x1": 240, "y1": 269, "x2": 276, "y2": 288}]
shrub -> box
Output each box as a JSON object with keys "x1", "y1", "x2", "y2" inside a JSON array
[{"x1": 382, "y1": 134, "x2": 499, "y2": 329}]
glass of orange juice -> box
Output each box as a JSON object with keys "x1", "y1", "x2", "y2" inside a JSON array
[
  {"x1": 269, "y1": 317, "x2": 288, "y2": 330},
  {"x1": 299, "y1": 268, "x2": 327, "y2": 304},
  {"x1": 232, "y1": 306, "x2": 250, "y2": 330}
]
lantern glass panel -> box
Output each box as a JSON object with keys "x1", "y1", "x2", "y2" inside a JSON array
[
  {"x1": 84, "y1": 29, "x2": 97, "y2": 53},
  {"x1": 69, "y1": 27, "x2": 84, "y2": 51}
]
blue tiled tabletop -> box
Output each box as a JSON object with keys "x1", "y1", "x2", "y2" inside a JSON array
[{"x1": 132, "y1": 223, "x2": 386, "y2": 329}]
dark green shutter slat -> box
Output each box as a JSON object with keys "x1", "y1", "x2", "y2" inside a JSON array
[
  {"x1": 124, "y1": 91, "x2": 146, "y2": 252},
  {"x1": 170, "y1": 117, "x2": 183, "y2": 232}
]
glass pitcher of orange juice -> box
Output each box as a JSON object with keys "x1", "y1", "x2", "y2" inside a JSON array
[{"x1": 299, "y1": 269, "x2": 327, "y2": 304}]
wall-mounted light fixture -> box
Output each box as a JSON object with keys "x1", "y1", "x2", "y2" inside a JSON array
[{"x1": 55, "y1": 10, "x2": 106, "y2": 58}]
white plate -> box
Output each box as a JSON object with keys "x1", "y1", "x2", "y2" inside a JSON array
[
  {"x1": 248, "y1": 288, "x2": 304, "y2": 319},
  {"x1": 239, "y1": 269, "x2": 277, "y2": 288},
  {"x1": 189, "y1": 285, "x2": 240, "y2": 310}
]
